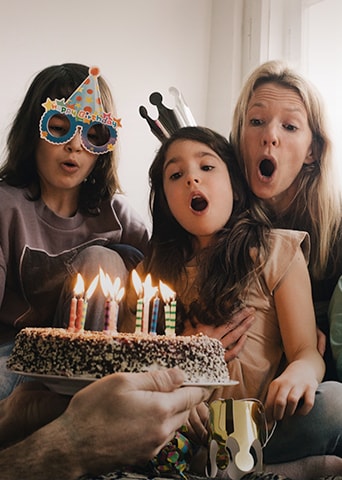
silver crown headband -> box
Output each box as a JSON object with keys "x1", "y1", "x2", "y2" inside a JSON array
[{"x1": 139, "y1": 87, "x2": 196, "y2": 142}]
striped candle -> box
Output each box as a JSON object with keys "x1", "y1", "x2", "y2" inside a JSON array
[
  {"x1": 150, "y1": 296, "x2": 160, "y2": 334},
  {"x1": 135, "y1": 297, "x2": 143, "y2": 333}
]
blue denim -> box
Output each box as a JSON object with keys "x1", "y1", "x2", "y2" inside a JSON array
[
  {"x1": 0, "y1": 341, "x2": 27, "y2": 400},
  {"x1": 263, "y1": 381, "x2": 342, "y2": 463}
]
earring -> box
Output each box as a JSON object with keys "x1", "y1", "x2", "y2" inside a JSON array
[{"x1": 83, "y1": 176, "x2": 96, "y2": 184}]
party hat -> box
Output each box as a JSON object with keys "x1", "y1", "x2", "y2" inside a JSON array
[
  {"x1": 139, "y1": 87, "x2": 196, "y2": 142},
  {"x1": 62, "y1": 66, "x2": 106, "y2": 118}
]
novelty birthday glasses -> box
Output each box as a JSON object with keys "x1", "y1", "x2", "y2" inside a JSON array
[{"x1": 39, "y1": 67, "x2": 121, "y2": 154}]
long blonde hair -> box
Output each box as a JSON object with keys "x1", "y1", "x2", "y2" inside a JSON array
[{"x1": 230, "y1": 60, "x2": 342, "y2": 279}]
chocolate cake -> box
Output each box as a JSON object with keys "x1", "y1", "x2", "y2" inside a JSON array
[{"x1": 7, "y1": 327, "x2": 230, "y2": 384}]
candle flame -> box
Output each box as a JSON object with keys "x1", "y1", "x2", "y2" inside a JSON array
[
  {"x1": 159, "y1": 280, "x2": 175, "y2": 303},
  {"x1": 132, "y1": 269, "x2": 143, "y2": 296},
  {"x1": 99, "y1": 268, "x2": 122, "y2": 300},
  {"x1": 99, "y1": 268, "x2": 110, "y2": 297},
  {"x1": 113, "y1": 277, "x2": 121, "y2": 297},
  {"x1": 144, "y1": 274, "x2": 158, "y2": 302},
  {"x1": 86, "y1": 274, "x2": 99, "y2": 300},
  {"x1": 74, "y1": 273, "x2": 85, "y2": 296},
  {"x1": 99, "y1": 267, "x2": 106, "y2": 290},
  {"x1": 116, "y1": 287, "x2": 125, "y2": 303}
]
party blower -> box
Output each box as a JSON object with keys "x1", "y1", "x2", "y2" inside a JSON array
[{"x1": 139, "y1": 87, "x2": 196, "y2": 141}]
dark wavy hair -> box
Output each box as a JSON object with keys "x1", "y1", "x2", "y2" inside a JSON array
[
  {"x1": 0, "y1": 63, "x2": 121, "y2": 215},
  {"x1": 144, "y1": 126, "x2": 271, "y2": 327}
]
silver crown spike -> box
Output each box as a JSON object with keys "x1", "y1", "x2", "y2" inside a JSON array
[
  {"x1": 169, "y1": 87, "x2": 196, "y2": 127},
  {"x1": 139, "y1": 87, "x2": 196, "y2": 142}
]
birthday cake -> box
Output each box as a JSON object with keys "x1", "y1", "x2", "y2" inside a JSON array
[{"x1": 7, "y1": 327, "x2": 230, "y2": 384}]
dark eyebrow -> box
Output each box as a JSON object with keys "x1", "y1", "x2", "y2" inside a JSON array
[{"x1": 163, "y1": 157, "x2": 177, "y2": 173}]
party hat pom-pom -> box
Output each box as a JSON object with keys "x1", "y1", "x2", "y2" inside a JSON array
[{"x1": 89, "y1": 66, "x2": 100, "y2": 76}]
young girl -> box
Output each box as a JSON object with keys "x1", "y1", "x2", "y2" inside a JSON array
[
  {"x1": 0, "y1": 63, "x2": 149, "y2": 398},
  {"x1": 230, "y1": 60, "x2": 342, "y2": 380},
  {"x1": 124, "y1": 126, "x2": 342, "y2": 466}
]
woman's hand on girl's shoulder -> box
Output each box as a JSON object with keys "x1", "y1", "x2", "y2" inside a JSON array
[{"x1": 182, "y1": 307, "x2": 255, "y2": 362}]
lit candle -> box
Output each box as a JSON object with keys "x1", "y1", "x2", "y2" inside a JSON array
[
  {"x1": 150, "y1": 294, "x2": 160, "y2": 334},
  {"x1": 169, "y1": 295, "x2": 177, "y2": 336},
  {"x1": 111, "y1": 287, "x2": 125, "y2": 333},
  {"x1": 100, "y1": 269, "x2": 113, "y2": 331},
  {"x1": 164, "y1": 301, "x2": 171, "y2": 329},
  {"x1": 107, "y1": 276, "x2": 120, "y2": 332},
  {"x1": 132, "y1": 270, "x2": 143, "y2": 333},
  {"x1": 104, "y1": 298, "x2": 112, "y2": 330},
  {"x1": 142, "y1": 274, "x2": 157, "y2": 334},
  {"x1": 160, "y1": 281, "x2": 176, "y2": 336},
  {"x1": 68, "y1": 296, "x2": 77, "y2": 331},
  {"x1": 75, "y1": 296, "x2": 84, "y2": 331},
  {"x1": 110, "y1": 278, "x2": 125, "y2": 333},
  {"x1": 70, "y1": 273, "x2": 85, "y2": 332},
  {"x1": 81, "y1": 274, "x2": 99, "y2": 330},
  {"x1": 100, "y1": 271, "x2": 124, "y2": 333}
]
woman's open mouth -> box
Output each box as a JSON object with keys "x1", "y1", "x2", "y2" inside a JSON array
[{"x1": 259, "y1": 158, "x2": 275, "y2": 178}]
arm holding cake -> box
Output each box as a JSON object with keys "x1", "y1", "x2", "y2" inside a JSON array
[{"x1": 0, "y1": 368, "x2": 209, "y2": 480}]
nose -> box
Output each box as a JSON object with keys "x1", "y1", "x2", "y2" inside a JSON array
[
  {"x1": 186, "y1": 174, "x2": 199, "y2": 186},
  {"x1": 65, "y1": 130, "x2": 83, "y2": 152},
  {"x1": 261, "y1": 125, "x2": 279, "y2": 147}
]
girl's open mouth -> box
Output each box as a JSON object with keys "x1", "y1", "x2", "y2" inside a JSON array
[{"x1": 191, "y1": 194, "x2": 208, "y2": 212}]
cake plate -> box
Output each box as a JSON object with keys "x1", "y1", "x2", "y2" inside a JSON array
[
  {"x1": 12, "y1": 371, "x2": 95, "y2": 395},
  {"x1": 13, "y1": 371, "x2": 238, "y2": 395}
]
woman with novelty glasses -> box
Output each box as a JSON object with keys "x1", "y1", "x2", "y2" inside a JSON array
[{"x1": 0, "y1": 63, "x2": 149, "y2": 399}]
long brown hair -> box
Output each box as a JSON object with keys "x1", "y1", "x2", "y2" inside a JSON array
[
  {"x1": 231, "y1": 60, "x2": 342, "y2": 280},
  {"x1": 0, "y1": 63, "x2": 122, "y2": 215}
]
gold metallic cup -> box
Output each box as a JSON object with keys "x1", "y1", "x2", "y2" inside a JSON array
[{"x1": 206, "y1": 399, "x2": 265, "y2": 479}]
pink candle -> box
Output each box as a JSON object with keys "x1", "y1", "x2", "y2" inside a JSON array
[
  {"x1": 104, "y1": 298, "x2": 112, "y2": 331},
  {"x1": 109, "y1": 301, "x2": 118, "y2": 333},
  {"x1": 68, "y1": 296, "x2": 77, "y2": 331},
  {"x1": 69, "y1": 273, "x2": 85, "y2": 331},
  {"x1": 75, "y1": 297, "x2": 84, "y2": 331}
]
